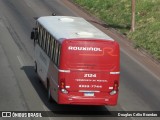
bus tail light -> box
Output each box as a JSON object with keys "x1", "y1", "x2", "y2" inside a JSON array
[
  {"x1": 113, "y1": 81, "x2": 119, "y2": 91},
  {"x1": 110, "y1": 81, "x2": 119, "y2": 95},
  {"x1": 60, "y1": 78, "x2": 68, "y2": 94}
]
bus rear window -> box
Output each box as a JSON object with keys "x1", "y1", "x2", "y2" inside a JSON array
[{"x1": 61, "y1": 40, "x2": 119, "y2": 70}]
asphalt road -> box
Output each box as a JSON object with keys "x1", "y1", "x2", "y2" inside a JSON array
[{"x1": 0, "y1": 0, "x2": 160, "y2": 120}]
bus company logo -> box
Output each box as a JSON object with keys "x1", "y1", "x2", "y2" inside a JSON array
[{"x1": 68, "y1": 46, "x2": 102, "y2": 52}]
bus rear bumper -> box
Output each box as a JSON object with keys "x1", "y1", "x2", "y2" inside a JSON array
[{"x1": 58, "y1": 92, "x2": 118, "y2": 106}]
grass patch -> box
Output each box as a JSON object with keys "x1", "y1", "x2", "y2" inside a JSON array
[{"x1": 74, "y1": 0, "x2": 160, "y2": 60}]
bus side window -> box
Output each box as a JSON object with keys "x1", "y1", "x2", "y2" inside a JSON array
[
  {"x1": 49, "y1": 38, "x2": 53, "y2": 58},
  {"x1": 37, "y1": 26, "x2": 40, "y2": 44},
  {"x1": 45, "y1": 32, "x2": 50, "y2": 53},
  {"x1": 43, "y1": 30, "x2": 47, "y2": 50},
  {"x1": 57, "y1": 44, "x2": 61, "y2": 66},
  {"x1": 54, "y1": 42, "x2": 59, "y2": 65},
  {"x1": 34, "y1": 23, "x2": 38, "y2": 42},
  {"x1": 41, "y1": 29, "x2": 45, "y2": 48},
  {"x1": 39, "y1": 28, "x2": 43, "y2": 46},
  {"x1": 51, "y1": 38, "x2": 56, "y2": 60},
  {"x1": 47, "y1": 34, "x2": 51, "y2": 55},
  {"x1": 38, "y1": 26, "x2": 42, "y2": 46},
  {"x1": 52, "y1": 40, "x2": 56, "y2": 62}
]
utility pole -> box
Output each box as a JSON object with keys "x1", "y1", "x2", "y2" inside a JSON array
[{"x1": 131, "y1": 0, "x2": 136, "y2": 32}]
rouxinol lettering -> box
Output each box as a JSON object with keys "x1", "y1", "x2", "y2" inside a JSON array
[{"x1": 68, "y1": 46, "x2": 102, "y2": 51}]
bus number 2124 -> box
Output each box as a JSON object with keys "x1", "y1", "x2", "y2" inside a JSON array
[{"x1": 84, "y1": 74, "x2": 96, "y2": 78}]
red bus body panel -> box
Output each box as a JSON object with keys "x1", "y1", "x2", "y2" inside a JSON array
[{"x1": 57, "y1": 39, "x2": 120, "y2": 105}]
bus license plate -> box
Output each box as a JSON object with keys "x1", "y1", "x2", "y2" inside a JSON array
[{"x1": 84, "y1": 92, "x2": 94, "y2": 96}]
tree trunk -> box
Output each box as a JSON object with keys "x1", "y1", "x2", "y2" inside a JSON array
[{"x1": 131, "y1": 0, "x2": 136, "y2": 32}]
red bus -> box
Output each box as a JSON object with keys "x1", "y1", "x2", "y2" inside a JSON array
[{"x1": 31, "y1": 16, "x2": 120, "y2": 105}]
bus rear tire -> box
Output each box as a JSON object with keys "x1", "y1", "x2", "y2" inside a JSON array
[
  {"x1": 34, "y1": 61, "x2": 37, "y2": 73},
  {"x1": 47, "y1": 83, "x2": 53, "y2": 103}
]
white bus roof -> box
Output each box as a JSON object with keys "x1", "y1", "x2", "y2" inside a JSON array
[{"x1": 37, "y1": 16, "x2": 114, "y2": 42}]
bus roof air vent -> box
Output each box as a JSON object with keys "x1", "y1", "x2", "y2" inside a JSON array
[
  {"x1": 58, "y1": 17, "x2": 74, "y2": 22},
  {"x1": 76, "y1": 32, "x2": 94, "y2": 37}
]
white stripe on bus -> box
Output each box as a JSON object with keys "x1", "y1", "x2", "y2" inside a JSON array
[
  {"x1": 110, "y1": 72, "x2": 120, "y2": 75},
  {"x1": 59, "y1": 69, "x2": 70, "y2": 73}
]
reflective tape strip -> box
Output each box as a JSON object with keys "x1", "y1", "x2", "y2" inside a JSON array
[{"x1": 110, "y1": 72, "x2": 120, "y2": 75}]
